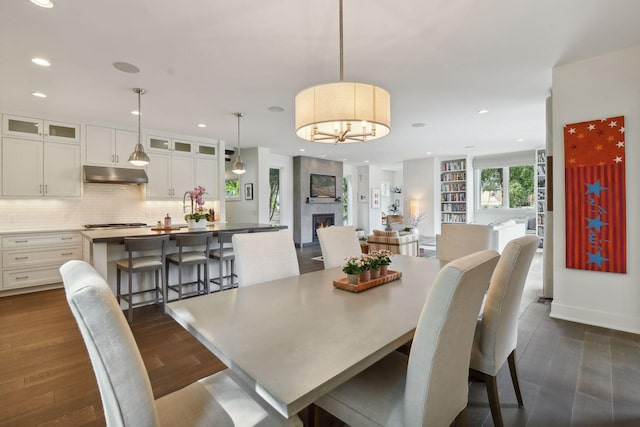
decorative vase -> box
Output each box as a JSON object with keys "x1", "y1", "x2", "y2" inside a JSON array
[
  {"x1": 380, "y1": 265, "x2": 388, "y2": 276},
  {"x1": 370, "y1": 268, "x2": 380, "y2": 279},
  {"x1": 188, "y1": 219, "x2": 207, "y2": 230},
  {"x1": 410, "y1": 227, "x2": 420, "y2": 236},
  {"x1": 359, "y1": 269, "x2": 371, "y2": 282},
  {"x1": 347, "y1": 274, "x2": 359, "y2": 285}
]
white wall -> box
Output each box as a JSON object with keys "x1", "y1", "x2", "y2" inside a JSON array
[
  {"x1": 343, "y1": 163, "x2": 359, "y2": 227},
  {"x1": 403, "y1": 157, "x2": 437, "y2": 237},
  {"x1": 225, "y1": 147, "x2": 259, "y2": 223},
  {"x1": 551, "y1": 44, "x2": 640, "y2": 333}
]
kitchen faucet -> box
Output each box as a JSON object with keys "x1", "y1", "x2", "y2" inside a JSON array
[{"x1": 183, "y1": 191, "x2": 190, "y2": 213}]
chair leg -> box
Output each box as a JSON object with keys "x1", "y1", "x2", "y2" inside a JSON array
[
  {"x1": 485, "y1": 373, "x2": 504, "y2": 427},
  {"x1": 453, "y1": 407, "x2": 468, "y2": 427},
  {"x1": 508, "y1": 350, "x2": 524, "y2": 408},
  {"x1": 116, "y1": 268, "x2": 121, "y2": 304}
]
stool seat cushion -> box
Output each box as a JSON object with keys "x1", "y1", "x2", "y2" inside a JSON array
[
  {"x1": 209, "y1": 248, "x2": 235, "y2": 259},
  {"x1": 167, "y1": 252, "x2": 208, "y2": 264},
  {"x1": 117, "y1": 256, "x2": 163, "y2": 271}
]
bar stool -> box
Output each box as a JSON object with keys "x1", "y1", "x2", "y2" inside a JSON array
[
  {"x1": 165, "y1": 232, "x2": 213, "y2": 311},
  {"x1": 209, "y1": 230, "x2": 248, "y2": 291},
  {"x1": 116, "y1": 235, "x2": 169, "y2": 323}
]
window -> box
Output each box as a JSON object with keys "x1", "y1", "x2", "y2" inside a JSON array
[{"x1": 478, "y1": 166, "x2": 534, "y2": 209}]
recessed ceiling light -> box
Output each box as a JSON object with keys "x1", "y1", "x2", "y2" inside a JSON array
[
  {"x1": 516, "y1": 138, "x2": 525, "y2": 142},
  {"x1": 426, "y1": 152, "x2": 432, "y2": 155},
  {"x1": 411, "y1": 122, "x2": 426, "y2": 128},
  {"x1": 131, "y1": 110, "x2": 140, "y2": 115},
  {"x1": 30, "y1": 0, "x2": 53, "y2": 8},
  {"x1": 113, "y1": 62, "x2": 140, "y2": 74},
  {"x1": 477, "y1": 109, "x2": 489, "y2": 115},
  {"x1": 319, "y1": 154, "x2": 327, "y2": 158},
  {"x1": 299, "y1": 148, "x2": 305, "y2": 152},
  {"x1": 364, "y1": 160, "x2": 369, "y2": 163},
  {"x1": 32, "y1": 92, "x2": 47, "y2": 98},
  {"x1": 268, "y1": 106, "x2": 284, "y2": 113},
  {"x1": 197, "y1": 123, "x2": 207, "y2": 128},
  {"x1": 32, "y1": 57, "x2": 50, "y2": 67}
]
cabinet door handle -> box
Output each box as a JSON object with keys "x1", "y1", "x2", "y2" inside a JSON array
[
  {"x1": 14, "y1": 256, "x2": 29, "y2": 260},
  {"x1": 61, "y1": 252, "x2": 73, "y2": 256},
  {"x1": 16, "y1": 276, "x2": 29, "y2": 280},
  {"x1": 14, "y1": 240, "x2": 28, "y2": 243},
  {"x1": 116, "y1": 155, "x2": 119, "y2": 163},
  {"x1": 44, "y1": 184, "x2": 48, "y2": 194},
  {"x1": 60, "y1": 237, "x2": 73, "y2": 240},
  {"x1": 112, "y1": 155, "x2": 115, "y2": 163},
  {"x1": 39, "y1": 185, "x2": 43, "y2": 194}
]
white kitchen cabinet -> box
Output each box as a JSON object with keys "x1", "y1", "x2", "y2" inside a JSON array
[
  {"x1": 195, "y1": 145, "x2": 218, "y2": 200},
  {"x1": 2, "y1": 114, "x2": 80, "y2": 143},
  {"x1": 85, "y1": 125, "x2": 142, "y2": 167},
  {"x1": 2, "y1": 137, "x2": 80, "y2": 197},
  {"x1": 146, "y1": 152, "x2": 194, "y2": 199},
  {"x1": 1, "y1": 232, "x2": 82, "y2": 293},
  {"x1": 147, "y1": 134, "x2": 194, "y2": 154}
]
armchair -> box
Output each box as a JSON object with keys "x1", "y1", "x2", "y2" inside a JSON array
[{"x1": 368, "y1": 230, "x2": 419, "y2": 256}]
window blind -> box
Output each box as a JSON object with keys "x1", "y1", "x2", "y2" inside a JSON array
[{"x1": 472, "y1": 150, "x2": 535, "y2": 169}]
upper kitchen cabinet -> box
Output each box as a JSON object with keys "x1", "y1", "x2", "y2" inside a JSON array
[
  {"x1": 2, "y1": 114, "x2": 80, "y2": 143},
  {"x1": 195, "y1": 142, "x2": 219, "y2": 200},
  {"x1": 2, "y1": 137, "x2": 81, "y2": 197},
  {"x1": 146, "y1": 134, "x2": 194, "y2": 155},
  {"x1": 85, "y1": 125, "x2": 143, "y2": 168},
  {"x1": 145, "y1": 152, "x2": 194, "y2": 199}
]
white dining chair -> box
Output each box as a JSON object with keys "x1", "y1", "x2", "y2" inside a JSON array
[
  {"x1": 232, "y1": 230, "x2": 300, "y2": 287},
  {"x1": 469, "y1": 235, "x2": 539, "y2": 427},
  {"x1": 314, "y1": 249, "x2": 500, "y2": 427},
  {"x1": 59, "y1": 260, "x2": 302, "y2": 427},
  {"x1": 316, "y1": 225, "x2": 362, "y2": 269},
  {"x1": 436, "y1": 223, "x2": 494, "y2": 262}
]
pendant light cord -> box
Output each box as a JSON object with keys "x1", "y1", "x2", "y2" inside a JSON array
[
  {"x1": 339, "y1": 0, "x2": 344, "y2": 81},
  {"x1": 237, "y1": 113, "x2": 242, "y2": 152},
  {"x1": 137, "y1": 90, "x2": 142, "y2": 144}
]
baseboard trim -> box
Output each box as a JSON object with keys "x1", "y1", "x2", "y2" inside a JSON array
[{"x1": 550, "y1": 302, "x2": 640, "y2": 334}]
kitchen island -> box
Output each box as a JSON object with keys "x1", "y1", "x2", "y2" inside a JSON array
[{"x1": 81, "y1": 223, "x2": 285, "y2": 306}]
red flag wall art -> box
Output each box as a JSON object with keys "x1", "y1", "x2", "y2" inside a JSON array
[{"x1": 564, "y1": 116, "x2": 626, "y2": 273}]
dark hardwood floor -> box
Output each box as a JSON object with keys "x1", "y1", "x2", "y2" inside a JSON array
[{"x1": 2, "y1": 247, "x2": 640, "y2": 426}]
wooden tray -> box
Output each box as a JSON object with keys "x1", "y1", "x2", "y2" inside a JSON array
[
  {"x1": 151, "y1": 226, "x2": 182, "y2": 231},
  {"x1": 333, "y1": 270, "x2": 402, "y2": 293}
]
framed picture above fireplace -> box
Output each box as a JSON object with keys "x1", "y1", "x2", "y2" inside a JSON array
[{"x1": 310, "y1": 174, "x2": 336, "y2": 199}]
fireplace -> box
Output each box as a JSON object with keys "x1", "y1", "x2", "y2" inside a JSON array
[{"x1": 312, "y1": 213, "x2": 335, "y2": 242}]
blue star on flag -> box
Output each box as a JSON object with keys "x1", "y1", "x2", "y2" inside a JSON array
[
  {"x1": 585, "y1": 180, "x2": 607, "y2": 197},
  {"x1": 586, "y1": 251, "x2": 608, "y2": 268},
  {"x1": 585, "y1": 216, "x2": 608, "y2": 232}
]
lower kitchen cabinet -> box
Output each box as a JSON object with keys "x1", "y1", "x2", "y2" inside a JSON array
[{"x1": 1, "y1": 231, "x2": 82, "y2": 294}]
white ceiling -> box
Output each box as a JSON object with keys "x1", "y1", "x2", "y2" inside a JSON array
[{"x1": 2, "y1": 0, "x2": 640, "y2": 169}]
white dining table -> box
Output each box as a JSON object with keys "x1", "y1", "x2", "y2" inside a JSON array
[{"x1": 166, "y1": 254, "x2": 445, "y2": 418}]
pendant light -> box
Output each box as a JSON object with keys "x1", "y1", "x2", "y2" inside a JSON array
[
  {"x1": 294, "y1": 0, "x2": 390, "y2": 144},
  {"x1": 232, "y1": 112, "x2": 246, "y2": 175},
  {"x1": 128, "y1": 88, "x2": 150, "y2": 166}
]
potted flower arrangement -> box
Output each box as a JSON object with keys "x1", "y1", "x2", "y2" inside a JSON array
[
  {"x1": 184, "y1": 186, "x2": 211, "y2": 229},
  {"x1": 408, "y1": 212, "x2": 427, "y2": 236},
  {"x1": 371, "y1": 249, "x2": 393, "y2": 275},
  {"x1": 343, "y1": 255, "x2": 368, "y2": 285}
]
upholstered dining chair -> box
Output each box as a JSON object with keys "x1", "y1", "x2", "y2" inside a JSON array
[
  {"x1": 232, "y1": 230, "x2": 300, "y2": 287},
  {"x1": 316, "y1": 225, "x2": 362, "y2": 269},
  {"x1": 59, "y1": 260, "x2": 301, "y2": 427},
  {"x1": 436, "y1": 223, "x2": 494, "y2": 262},
  {"x1": 314, "y1": 249, "x2": 500, "y2": 427},
  {"x1": 469, "y1": 235, "x2": 539, "y2": 427}
]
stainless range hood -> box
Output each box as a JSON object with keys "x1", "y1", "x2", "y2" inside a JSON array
[{"x1": 83, "y1": 165, "x2": 148, "y2": 184}]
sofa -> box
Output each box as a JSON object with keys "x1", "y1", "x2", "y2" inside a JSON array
[
  {"x1": 368, "y1": 230, "x2": 419, "y2": 256},
  {"x1": 436, "y1": 220, "x2": 527, "y2": 260}
]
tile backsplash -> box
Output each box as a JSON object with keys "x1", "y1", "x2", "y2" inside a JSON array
[{"x1": 0, "y1": 183, "x2": 221, "y2": 231}]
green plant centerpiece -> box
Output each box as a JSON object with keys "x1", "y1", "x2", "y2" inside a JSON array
[
  {"x1": 370, "y1": 249, "x2": 393, "y2": 275},
  {"x1": 343, "y1": 255, "x2": 366, "y2": 275}
]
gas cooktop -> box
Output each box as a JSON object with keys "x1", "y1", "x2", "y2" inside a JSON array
[{"x1": 83, "y1": 223, "x2": 148, "y2": 230}]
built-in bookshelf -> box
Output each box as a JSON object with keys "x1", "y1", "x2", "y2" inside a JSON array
[
  {"x1": 536, "y1": 149, "x2": 546, "y2": 247},
  {"x1": 440, "y1": 158, "x2": 467, "y2": 224}
]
